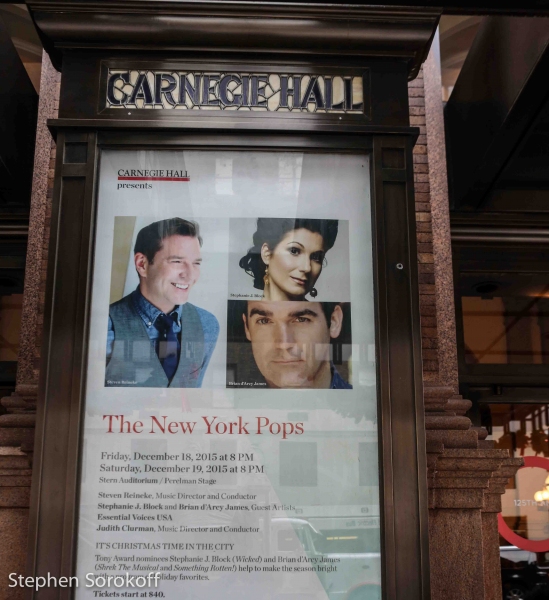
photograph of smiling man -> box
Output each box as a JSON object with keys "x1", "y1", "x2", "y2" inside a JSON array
[
  {"x1": 226, "y1": 300, "x2": 352, "y2": 389},
  {"x1": 105, "y1": 217, "x2": 219, "y2": 388}
]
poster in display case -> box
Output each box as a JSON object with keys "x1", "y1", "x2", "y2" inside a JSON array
[{"x1": 75, "y1": 148, "x2": 381, "y2": 599}]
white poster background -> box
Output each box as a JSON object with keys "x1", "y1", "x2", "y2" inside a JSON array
[{"x1": 76, "y1": 150, "x2": 381, "y2": 600}]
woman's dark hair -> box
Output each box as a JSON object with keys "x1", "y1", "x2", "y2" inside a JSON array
[
  {"x1": 134, "y1": 217, "x2": 202, "y2": 264},
  {"x1": 239, "y1": 218, "x2": 339, "y2": 290}
]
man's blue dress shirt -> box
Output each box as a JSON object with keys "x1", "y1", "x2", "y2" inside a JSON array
[{"x1": 331, "y1": 367, "x2": 353, "y2": 389}]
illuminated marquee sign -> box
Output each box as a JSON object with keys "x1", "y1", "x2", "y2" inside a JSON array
[{"x1": 106, "y1": 69, "x2": 365, "y2": 113}]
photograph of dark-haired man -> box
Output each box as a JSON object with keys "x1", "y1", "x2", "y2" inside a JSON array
[
  {"x1": 105, "y1": 218, "x2": 219, "y2": 388},
  {"x1": 226, "y1": 301, "x2": 352, "y2": 389}
]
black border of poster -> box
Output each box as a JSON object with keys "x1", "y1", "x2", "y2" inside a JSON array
[{"x1": 28, "y1": 127, "x2": 429, "y2": 600}]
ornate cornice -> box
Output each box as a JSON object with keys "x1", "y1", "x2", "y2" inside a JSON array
[
  {"x1": 27, "y1": 1, "x2": 441, "y2": 79},
  {"x1": 424, "y1": 385, "x2": 523, "y2": 512}
]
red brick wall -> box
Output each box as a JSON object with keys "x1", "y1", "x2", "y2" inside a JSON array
[{"x1": 409, "y1": 68, "x2": 439, "y2": 382}]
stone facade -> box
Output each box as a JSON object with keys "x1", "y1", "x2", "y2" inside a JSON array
[
  {"x1": 415, "y1": 43, "x2": 522, "y2": 600},
  {"x1": 0, "y1": 42, "x2": 521, "y2": 600},
  {"x1": 409, "y1": 68, "x2": 441, "y2": 384},
  {"x1": 0, "y1": 51, "x2": 60, "y2": 600}
]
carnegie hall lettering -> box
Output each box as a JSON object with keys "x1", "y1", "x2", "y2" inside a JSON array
[{"x1": 106, "y1": 70, "x2": 365, "y2": 114}]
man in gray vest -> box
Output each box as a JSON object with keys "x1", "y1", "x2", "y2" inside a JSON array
[{"x1": 105, "y1": 218, "x2": 219, "y2": 387}]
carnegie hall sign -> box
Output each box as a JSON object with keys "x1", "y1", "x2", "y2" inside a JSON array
[{"x1": 106, "y1": 69, "x2": 366, "y2": 114}]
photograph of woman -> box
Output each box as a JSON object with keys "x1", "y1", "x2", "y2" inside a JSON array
[{"x1": 238, "y1": 218, "x2": 342, "y2": 301}]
